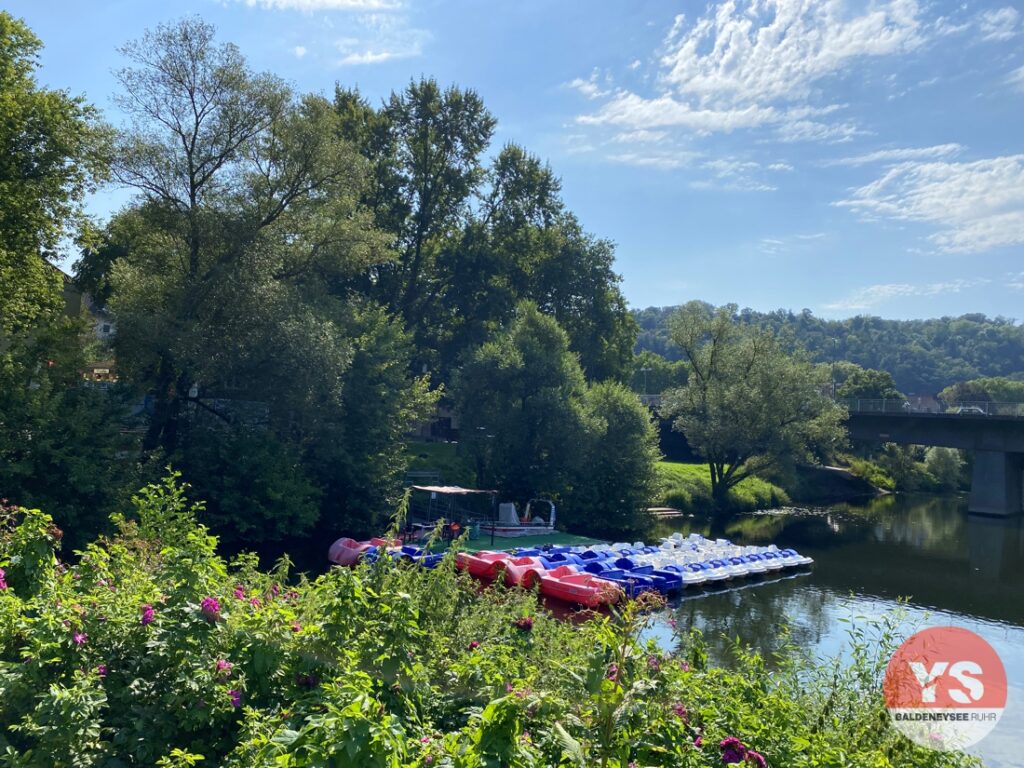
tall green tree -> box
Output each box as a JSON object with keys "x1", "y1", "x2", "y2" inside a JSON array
[
  {"x1": 334, "y1": 86, "x2": 636, "y2": 384},
  {"x1": 836, "y1": 365, "x2": 904, "y2": 400},
  {"x1": 452, "y1": 303, "x2": 588, "y2": 504},
  {"x1": 85, "y1": 18, "x2": 434, "y2": 541},
  {"x1": 0, "y1": 11, "x2": 108, "y2": 334},
  {"x1": 569, "y1": 381, "x2": 661, "y2": 537},
  {"x1": 660, "y1": 302, "x2": 846, "y2": 505}
]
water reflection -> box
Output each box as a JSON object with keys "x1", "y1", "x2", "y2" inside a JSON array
[{"x1": 645, "y1": 495, "x2": 1024, "y2": 768}]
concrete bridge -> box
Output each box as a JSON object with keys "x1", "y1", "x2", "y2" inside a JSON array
[{"x1": 847, "y1": 405, "x2": 1024, "y2": 516}]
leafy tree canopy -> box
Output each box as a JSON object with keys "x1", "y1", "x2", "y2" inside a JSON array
[
  {"x1": 939, "y1": 376, "x2": 1024, "y2": 404},
  {"x1": 660, "y1": 302, "x2": 846, "y2": 505},
  {"x1": 635, "y1": 304, "x2": 1024, "y2": 395},
  {"x1": 836, "y1": 365, "x2": 904, "y2": 401}
]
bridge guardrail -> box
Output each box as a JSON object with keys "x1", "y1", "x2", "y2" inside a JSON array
[{"x1": 839, "y1": 399, "x2": 1024, "y2": 417}]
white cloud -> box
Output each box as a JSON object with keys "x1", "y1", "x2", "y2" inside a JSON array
[
  {"x1": 1008, "y1": 272, "x2": 1024, "y2": 291},
  {"x1": 823, "y1": 143, "x2": 963, "y2": 167},
  {"x1": 824, "y1": 278, "x2": 991, "y2": 310},
  {"x1": 236, "y1": 0, "x2": 395, "y2": 9},
  {"x1": 835, "y1": 155, "x2": 1024, "y2": 252},
  {"x1": 567, "y1": 71, "x2": 611, "y2": 99},
  {"x1": 768, "y1": 162, "x2": 794, "y2": 172},
  {"x1": 612, "y1": 129, "x2": 668, "y2": 143},
  {"x1": 334, "y1": 12, "x2": 429, "y2": 65},
  {"x1": 1007, "y1": 65, "x2": 1024, "y2": 92},
  {"x1": 628, "y1": 59, "x2": 642, "y2": 71},
  {"x1": 658, "y1": 0, "x2": 923, "y2": 107},
  {"x1": 605, "y1": 150, "x2": 697, "y2": 170},
  {"x1": 293, "y1": 45, "x2": 308, "y2": 58},
  {"x1": 979, "y1": 7, "x2": 1021, "y2": 41},
  {"x1": 574, "y1": 1, "x2": 928, "y2": 144}
]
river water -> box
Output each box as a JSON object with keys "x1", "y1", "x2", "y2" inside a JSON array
[{"x1": 644, "y1": 494, "x2": 1024, "y2": 768}]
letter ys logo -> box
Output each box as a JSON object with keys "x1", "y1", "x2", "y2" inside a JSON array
[{"x1": 884, "y1": 626, "x2": 1007, "y2": 751}]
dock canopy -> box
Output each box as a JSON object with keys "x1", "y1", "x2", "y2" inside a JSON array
[{"x1": 410, "y1": 485, "x2": 496, "y2": 495}]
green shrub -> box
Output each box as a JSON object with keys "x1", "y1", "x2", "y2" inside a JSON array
[{"x1": 0, "y1": 475, "x2": 977, "y2": 767}]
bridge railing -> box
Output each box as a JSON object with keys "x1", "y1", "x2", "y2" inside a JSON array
[{"x1": 839, "y1": 399, "x2": 1024, "y2": 417}]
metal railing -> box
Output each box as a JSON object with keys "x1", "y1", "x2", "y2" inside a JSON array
[{"x1": 839, "y1": 399, "x2": 1024, "y2": 417}]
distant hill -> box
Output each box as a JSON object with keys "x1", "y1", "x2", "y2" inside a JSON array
[{"x1": 633, "y1": 305, "x2": 1024, "y2": 395}]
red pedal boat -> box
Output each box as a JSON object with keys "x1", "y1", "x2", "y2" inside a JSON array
[
  {"x1": 503, "y1": 556, "x2": 545, "y2": 587},
  {"x1": 455, "y1": 550, "x2": 510, "y2": 580},
  {"x1": 328, "y1": 536, "x2": 399, "y2": 566},
  {"x1": 535, "y1": 565, "x2": 623, "y2": 607}
]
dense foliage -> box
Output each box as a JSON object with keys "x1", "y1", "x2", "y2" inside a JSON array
[
  {"x1": 635, "y1": 305, "x2": 1024, "y2": 395},
  {"x1": 0, "y1": 478, "x2": 980, "y2": 767},
  {"x1": 660, "y1": 303, "x2": 846, "y2": 504},
  {"x1": 938, "y1": 376, "x2": 1024, "y2": 404},
  {"x1": 453, "y1": 304, "x2": 660, "y2": 535}
]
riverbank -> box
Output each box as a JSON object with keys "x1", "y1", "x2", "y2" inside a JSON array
[{"x1": 0, "y1": 480, "x2": 984, "y2": 767}]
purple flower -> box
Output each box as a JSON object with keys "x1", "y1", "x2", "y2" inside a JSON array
[
  {"x1": 694, "y1": 736, "x2": 703, "y2": 748},
  {"x1": 291, "y1": 622, "x2": 302, "y2": 633},
  {"x1": 425, "y1": 757, "x2": 434, "y2": 765},
  {"x1": 513, "y1": 616, "x2": 533, "y2": 632},
  {"x1": 295, "y1": 673, "x2": 319, "y2": 689},
  {"x1": 606, "y1": 663, "x2": 620, "y2": 683},
  {"x1": 672, "y1": 703, "x2": 688, "y2": 721},
  {"x1": 216, "y1": 659, "x2": 234, "y2": 678},
  {"x1": 249, "y1": 597, "x2": 262, "y2": 609},
  {"x1": 140, "y1": 604, "x2": 154, "y2": 626},
  {"x1": 745, "y1": 750, "x2": 767, "y2": 768},
  {"x1": 0, "y1": 567, "x2": 7, "y2": 590},
  {"x1": 647, "y1": 654, "x2": 661, "y2": 672},
  {"x1": 200, "y1": 596, "x2": 221, "y2": 621},
  {"x1": 468, "y1": 640, "x2": 480, "y2": 651},
  {"x1": 96, "y1": 664, "x2": 108, "y2": 677},
  {"x1": 73, "y1": 632, "x2": 87, "y2": 646},
  {"x1": 228, "y1": 689, "x2": 242, "y2": 708},
  {"x1": 233, "y1": 586, "x2": 245, "y2": 600},
  {"x1": 270, "y1": 584, "x2": 281, "y2": 597},
  {"x1": 720, "y1": 737, "x2": 748, "y2": 764},
  {"x1": 420, "y1": 736, "x2": 431, "y2": 744},
  {"x1": 680, "y1": 661, "x2": 691, "y2": 673}
]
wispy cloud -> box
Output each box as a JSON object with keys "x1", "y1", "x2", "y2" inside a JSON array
[
  {"x1": 605, "y1": 150, "x2": 696, "y2": 170},
  {"x1": 1006, "y1": 65, "x2": 1024, "y2": 92},
  {"x1": 824, "y1": 278, "x2": 991, "y2": 311},
  {"x1": 577, "y1": 0, "x2": 924, "y2": 144},
  {"x1": 823, "y1": 143, "x2": 963, "y2": 167},
  {"x1": 835, "y1": 155, "x2": 1024, "y2": 253},
  {"x1": 334, "y1": 12, "x2": 429, "y2": 66},
  {"x1": 566, "y1": 70, "x2": 611, "y2": 100},
  {"x1": 292, "y1": 45, "x2": 308, "y2": 58},
  {"x1": 978, "y1": 6, "x2": 1021, "y2": 41}
]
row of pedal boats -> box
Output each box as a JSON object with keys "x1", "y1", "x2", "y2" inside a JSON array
[{"x1": 329, "y1": 532, "x2": 813, "y2": 608}]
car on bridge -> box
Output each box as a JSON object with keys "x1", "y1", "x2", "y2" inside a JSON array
[{"x1": 953, "y1": 405, "x2": 988, "y2": 416}]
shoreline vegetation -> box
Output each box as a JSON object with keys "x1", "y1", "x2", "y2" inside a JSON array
[{"x1": 0, "y1": 476, "x2": 981, "y2": 767}]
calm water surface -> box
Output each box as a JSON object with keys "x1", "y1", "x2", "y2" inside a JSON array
[{"x1": 644, "y1": 495, "x2": 1024, "y2": 768}]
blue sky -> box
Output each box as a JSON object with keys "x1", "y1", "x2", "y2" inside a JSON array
[{"x1": 10, "y1": 0, "x2": 1024, "y2": 319}]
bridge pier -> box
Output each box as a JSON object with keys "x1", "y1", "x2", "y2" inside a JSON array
[{"x1": 969, "y1": 451, "x2": 1024, "y2": 516}]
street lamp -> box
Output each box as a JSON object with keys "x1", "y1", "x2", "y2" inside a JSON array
[
  {"x1": 830, "y1": 338, "x2": 839, "y2": 399},
  {"x1": 640, "y1": 366, "x2": 652, "y2": 396}
]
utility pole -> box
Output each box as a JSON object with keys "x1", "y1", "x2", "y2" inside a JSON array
[
  {"x1": 830, "y1": 338, "x2": 838, "y2": 399},
  {"x1": 641, "y1": 366, "x2": 651, "y2": 396}
]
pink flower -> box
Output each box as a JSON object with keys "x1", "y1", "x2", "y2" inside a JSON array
[
  {"x1": 140, "y1": 604, "x2": 155, "y2": 626},
  {"x1": 468, "y1": 640, "x2": 480, "y2": 651},
  {"x1": 506, "y1": 683, "x2": 515, "y2": 693},
  {"x1": 216, "y1": 659, "x2": 234, "y2": 678},
  {"x1": 694, "y1": 736, "x2": 703, "y2": 748},
  {"x1": 270, "y1": 584, "x2": 281, "y2": 597},
  {"x1": 672, "y1": 703, "x2": 688, "y2": 721},
  {"x1": 249, "y1": 597, "x2": 261, "y2": 608},
  {"x1": 228, "y1": 689, "x2": 242, "y2": 708},
  {"x1": 420, "y1": 736, "x2": 430, "y2": 744},
  {"x1": 680, "y1": 661, "x2": 690, "y2": 672},
  {"x1": 233, "y1": 586, "x2": 245, "y2": 600},
  {"x1": 425, "y1": 757, "x2": 434, "y2": 765},
  {"x1": 606, "y1": 663, "x2": 620, "y2": 683},
  {"x1": 200, "y1": 596, "x2": 221, "y2": 621},
  {"x1": 96, "y1": 664, "x2": 108, "y2": 677},
  {"x1": 720, "y1": 737, "x2": 748, "y2": 764},
  {"x1": 72, "y1": 632, "x2": 87, "y2": 646},
  {"x1": 745, "y1": 750, "x2": 767, "y2": 768},
  {"x1": 0, "y1": 567, "x2": 7, "y2": 590},
  {"x1": 291, "y1": 622, "x2": 302, "y2": 633}
]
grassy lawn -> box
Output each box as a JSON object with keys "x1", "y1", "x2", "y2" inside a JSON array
[{"x1": 656, "y1": 460, "x2": 789, "y2": 512}]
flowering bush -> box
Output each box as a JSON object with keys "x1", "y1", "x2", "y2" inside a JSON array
[{"x1": 0, "y1": 474, "x2": 980, "y2": 767}]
